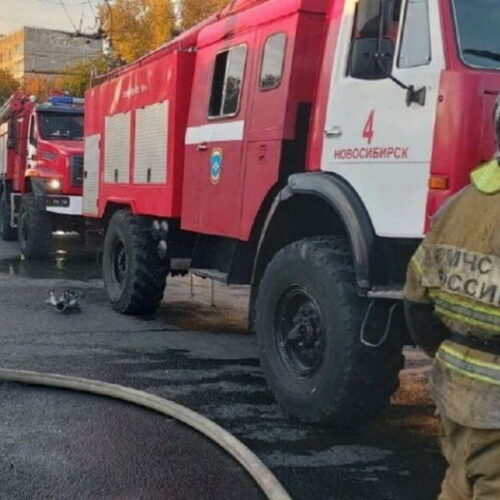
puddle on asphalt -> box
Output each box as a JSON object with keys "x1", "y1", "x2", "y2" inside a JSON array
[
  {"x1": 0, "y1": 251, "x2": 102, "y2": 281},
  {"x1": 0, "y1": 233, "x2": 103, "y2": 281}
]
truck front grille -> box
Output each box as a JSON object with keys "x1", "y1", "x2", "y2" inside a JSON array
[{"x1": 70, "y1": 155, "x2": 84, "y2": 187}]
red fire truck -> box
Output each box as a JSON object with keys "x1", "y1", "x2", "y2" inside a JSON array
[
  {"x1": 83, "y1": 0, "x2": 499, "y2": 425},
  {"x1": 0, "y1": 92, "x2": 85, "y2": 258}
]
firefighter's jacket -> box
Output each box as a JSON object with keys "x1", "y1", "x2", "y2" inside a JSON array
[{"x1": 404, "y1": 159, "x2": 500, "y2": 430}]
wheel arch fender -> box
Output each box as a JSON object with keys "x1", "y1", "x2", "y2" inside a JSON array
[
  {"x1": 254, "y1": 172, "x2": 376, "y2": 292},
  {"x1": 102, "y1": 199, "x2": 136, "y2": 224}
]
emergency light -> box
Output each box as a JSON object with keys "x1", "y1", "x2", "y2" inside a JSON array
[{"x1": 47, "y1": 96, "x2": 85, "y2": 107}]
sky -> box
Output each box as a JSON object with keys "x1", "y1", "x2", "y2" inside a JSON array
[{"x1": 0, "y1": 0, "x2": 100, "y2": 35}]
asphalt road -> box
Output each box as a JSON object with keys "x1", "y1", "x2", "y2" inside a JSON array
[{"x1": 0, "y1": 237, "x2": 445, "y2": 499}]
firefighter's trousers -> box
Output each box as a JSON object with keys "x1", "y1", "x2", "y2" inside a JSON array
[{"x1": 439, "y1": 416, "x2": 500, "y2": 500}]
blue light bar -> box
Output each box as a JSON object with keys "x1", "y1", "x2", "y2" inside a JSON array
[
  {"x1": 48, "y1": 96, "x2": 85, "y2": 107},
  {"x1": 49, "y1": 96, "x2": 73, "y2": 105}
]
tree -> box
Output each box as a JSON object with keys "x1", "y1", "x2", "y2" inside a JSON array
[
  {"x1": 179, "y1": 0, "x2": 232, "y2": 31},
  {"x1": 59, "y1": 55, "x2": 109, "y2": 97},
  {"x1": 99, "y1": 0, "x2": 176, "y2": 63},
  {"x1": 0, "y1": 69, "x2": 20, "y2": 106},
  {"x1": 23, "y1": 75, "x2": 66, "y2": 101}
]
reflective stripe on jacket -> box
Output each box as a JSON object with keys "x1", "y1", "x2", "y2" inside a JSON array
[
  {"x1": 436, "y1": 342, "x2": 500, "y2": 387},
  {"x1": 404, "y1": 160, "x2": 500, "y2": 429}
]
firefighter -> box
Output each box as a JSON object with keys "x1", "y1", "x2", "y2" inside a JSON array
[{"x1": 404, "y1": 96, "x2": 500, "y2": 500}]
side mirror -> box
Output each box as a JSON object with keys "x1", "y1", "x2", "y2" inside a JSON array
[{"x1": 350, "y1": 38, "x2": 395, "y2": 80}]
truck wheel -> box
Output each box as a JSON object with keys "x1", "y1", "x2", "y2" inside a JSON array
[
  {"x1": 103, "y1": 210, "x2": 169, "y2": 315},
  {"x1": 255, "y1": 237, "x2": 404, "y2": 426},
  {"x1": 0, "y1": 189, "x2": 17, "y2": 241},
  {"x1": 18, "y1": 194, "x2": 52, "y2": 259}
]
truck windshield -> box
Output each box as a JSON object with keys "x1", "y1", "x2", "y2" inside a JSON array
[
  {"x1": 453, "y1": 0, "x2": 500, "y2": 70},
  {"x1": 39, "y1": 112, "x2": 84, "y2": 141}
]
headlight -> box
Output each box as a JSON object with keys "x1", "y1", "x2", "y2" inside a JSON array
[{"x1": 46, "y1": 179, "x2": 62, "y2": 191}]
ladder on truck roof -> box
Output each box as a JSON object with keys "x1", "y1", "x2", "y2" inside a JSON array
[{"x1": 0, "y1": 93, "x2": 31, "y2": 124}]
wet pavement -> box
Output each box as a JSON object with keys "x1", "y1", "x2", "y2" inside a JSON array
[{"x1": 0, "y1": 237, "x2": 445, "y2": 499}]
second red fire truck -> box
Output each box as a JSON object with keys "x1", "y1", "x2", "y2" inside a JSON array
[
  {"x1": 0, "y1": 92, "x2": 85, "y2": 258},
  {"x1": 82, "y1": 0, "x2": 499, "y2": 425}
]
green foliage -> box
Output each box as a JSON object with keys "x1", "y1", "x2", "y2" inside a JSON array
[
  {"x1": 99, "y1": 0, "x2": 176, "y2": 63},
  {"x1": 60, "y1": 55, "x2": 109, "y2": 97},
  {"x1": 179, "y1": 0, "x2": 232, "y2": 30},
  {"x1": 0, "y1": 69, "x2": 19, "y2": 105}
]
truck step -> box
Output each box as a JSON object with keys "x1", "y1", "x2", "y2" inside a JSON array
[
  {"x1": 190, "y1": 268, "x2": 228, "y2": 283},
  {"x1": 367, "y1": 287, "x2": 404, "y2": 301}
]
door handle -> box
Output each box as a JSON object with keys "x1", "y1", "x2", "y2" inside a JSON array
[
  {"x1": 197, "y1": 143, "x2": 208, "y2": 152},
  {"x1": 324, "y1": 126, "x2": 343, "y2": 139}
]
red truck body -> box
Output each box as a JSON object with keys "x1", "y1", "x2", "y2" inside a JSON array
[
  {"x1": 84, "y1": 0, "x2": 499, "y2": 236},
  {"x1": 0, "y1": 92, "x2": 85, "y2": 256},
  {"x1": 0, "y1": 93, "x2": 84, "y2": 194},
  {"x1": 84, "y1": 50, "x2": 195, "y2": 218},
  {"x1": 84, "y1": 0, "x2": 327, "y2": 233},
  {"x1": 82, "y1": 0, "x2": 500, "y2": 426}
]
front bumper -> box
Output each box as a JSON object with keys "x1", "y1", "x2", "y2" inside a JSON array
[{"x1": 45, "y1": 195, "x2": 82, "y2": 216}]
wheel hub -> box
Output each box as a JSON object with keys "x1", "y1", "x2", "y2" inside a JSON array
[
  {"x1": 276, "y1": 286, "x2": 325, "y2": 377},
  {"x1": 112, "y1": 240, "x2": 128, "y2": 285}
]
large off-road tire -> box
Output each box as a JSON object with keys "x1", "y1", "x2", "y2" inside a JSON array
[
  {"x1": 103, "y1": 210, "x2": 169, "y2": 316},
  {"x1": 255, "y1": 237, "x2": 404, "y2": 427},
  {"x1": 18, "y1": 194, "x2": 52, "y2": 259},
  {"x1": 0, "y1": 188, "x2": 17, "y2": 241}
]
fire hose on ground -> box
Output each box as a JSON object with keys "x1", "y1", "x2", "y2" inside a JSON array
[{"x1": 0, "y1": 368, "x2": 291, "y2": 500}]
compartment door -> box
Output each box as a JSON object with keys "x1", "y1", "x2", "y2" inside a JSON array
[
  {"x1": 183, "y1": 36, "x2": 254, "y2": 237},
  {"x1": 83, "y1": 134, "x2": 101, "y2": 216}
]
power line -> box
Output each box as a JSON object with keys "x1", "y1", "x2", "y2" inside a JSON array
[
  {"x1": 37, "y1": 0, "x2": 95, "y2": 5},
  {"x1": 24, "y1": 69, "x2": 87, "y2": 76},
  {"x1": 58, "y1": 0, "x2": 80, "y2": 32},
  {"x1": 86, "y1": 0, "x2": 97, "y2": 16},
  {"x1": 29, "y1": 52, "x2": 102, "y2": 67},
  {"x1": 85, "y1": 0, "x2": 100, "y2": 31},
  {"x1": 101, "y1": 0, "x2": 114, "y2": 49}
]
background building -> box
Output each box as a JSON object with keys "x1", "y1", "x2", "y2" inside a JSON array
[{"x1": 0, "y1": 27, "x2": 102, "y2": 80}]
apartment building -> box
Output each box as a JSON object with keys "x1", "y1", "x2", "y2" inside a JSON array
[{"x1": 0, "y1": 27, "x2": 102, "y2": 80}]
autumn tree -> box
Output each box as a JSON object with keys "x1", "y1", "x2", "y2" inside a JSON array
[
  {"x1": 179, "y1": 0, "x2": 232, "y2": 30},
  {"x1": 99, "y1": 0, "x2": 176, "y2": 63},
  {"x1": 22, "y1": 75, "x2": 66, "y2": 101},
  {"x1": 59, "y1": 55, "x2": 109, "y2": 97},
  {"x1": 0, "y1": 69, "x2": 20, "y2": 106}
]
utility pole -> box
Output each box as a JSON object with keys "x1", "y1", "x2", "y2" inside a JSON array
[
  {"x1": 67, "y1": 0, "x2": 116, "y2": 72},
  {"x1": 101, "y1": 0, "x2": 114, "y2": 52}
]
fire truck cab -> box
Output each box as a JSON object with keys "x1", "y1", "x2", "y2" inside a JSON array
[
  {"x1": 83, "y1": 0, "x2": 500, "y2": 425},
  {"x1": 0, "y1": 93, "x2": 85, "y2": 258}
]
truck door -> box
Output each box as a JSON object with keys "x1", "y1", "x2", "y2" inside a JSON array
[
  {"x1": 27, "y1": 114, "x2": 37, "y2": 171},
  {"x1": 238, "y1": 28, "x2": 290, "y2": 241},
  {"x1": 321, "y1": 0, "x2": 444, "y2": 238},
  {"x1": 183, "y1": 35, "x2": 254, "y2": 237}
]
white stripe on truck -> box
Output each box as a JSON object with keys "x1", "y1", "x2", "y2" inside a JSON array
[{"x1": 185, "y1": 121, "x2": 245, "y2": 145}]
